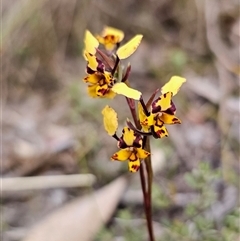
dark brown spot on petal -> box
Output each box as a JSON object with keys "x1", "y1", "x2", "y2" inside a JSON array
[
  {"x1": 86, "y1": 66, "x2": 95, "y2": 74},
  {"x1": 118, "y1": 139, "x2": 128, "y2": 149},
  {"x1": 152, "y1": 98, "x2": 162, "y2": 113},
  {"x1": 112, "y1": 154, "x2": 118, "y2": 160},
  {"x1": 131, "y1": 165, "x2": 140, "y2": 172},
  {"x1": 164, "y1": 101, "x2": 176, "y2": 115}
]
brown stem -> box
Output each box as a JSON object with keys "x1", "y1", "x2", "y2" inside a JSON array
[
  {"x1": 126, "y1": 97, "x2": 155, "y2": 241},
  {"x1": 125, "y1": 97, "x2": 139, "y2": 128},
  {"x1": 139, "y1": 163, "x2": 155, "y2": 241},
  {"x1": 144, "y1": 137, "x2": 154, "y2": 241}
]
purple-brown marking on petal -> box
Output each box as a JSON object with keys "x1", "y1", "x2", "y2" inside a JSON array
[
  {"x1": 130, "y1": 165, "x2": 140, "y2": 172},
  {"x1": 172, "y1": 117, "x2": 181, "y2": 124},
  {"x1": 118, "y1": 138, "x2": 128, "y2": 149},
  {"x1": 152, "y1": 97, "x2": 162, "y2": 113},
  {"x1": 164, "y1": 101, "x2": 176, "y2": 115},
  {"x1": 97, "y1": 87, "x2": 109, "y2": 96},
  {"x1": 111, "y1": 153, "x2": 118, "y2": 160},
  {"x1": 151, "y1": 125, "x2": 159, "y2": 139},
  {"x1": 96, "y1": 59, "x2": 105, "y2": 73},
  {"x1": 132, "y1": 135, "x2": 142, "y2": 148},
  {"x1": 86, "y1": 66, "x2": 95, "y2": 74}
]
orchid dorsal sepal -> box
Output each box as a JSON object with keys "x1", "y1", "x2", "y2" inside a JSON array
[
  {"x1": 126, "y1": 119, "x2": 152, "y2": 136},
  {"x1": 101, "y1": 26, "x2": 125, "y2": 41},
  {"x1": 97, "y1": 26, "x2": 125, "y2": 51}
]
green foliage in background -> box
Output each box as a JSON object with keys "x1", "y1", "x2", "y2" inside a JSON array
[{"x1": 96, "y1": 162, "x2": 239, "y2": 241}]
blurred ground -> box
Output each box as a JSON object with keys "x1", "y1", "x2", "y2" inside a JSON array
[{"x1": 2, "y1": 0, "x2": 240, "y2": 241}]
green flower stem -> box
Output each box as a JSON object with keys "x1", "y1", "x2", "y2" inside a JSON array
[{"x1": 126, "y1": 97, "x2": 155, "y2": 241}]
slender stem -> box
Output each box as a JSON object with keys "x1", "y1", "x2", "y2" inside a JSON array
[
  {"x1": 144, "y1": 138, "x2": 154, "y2": 241},
  {"x1": 139, "y1": 163, "x2": 154, "y2": 241},
  {"x1": 126, "y1": 97, "x2": 155, "y2": 241}
]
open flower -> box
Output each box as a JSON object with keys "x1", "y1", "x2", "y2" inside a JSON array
[
  {"x1": 102, "y1": 106, "x2": 150, "y2": 173},
  {"x1": 112, "y1": 127, "x2": 150, "y2": 172},
  {"x1": 83, "y1": 53, "x2": 142, "y2": 99},
  {"x1": 83, "y1": 30, "x2": 142, "y2": 100},
  {"x1": 96, "y1": 26, "x2": 124, "y2": 51},
  {"x1": 84, "y1": 71, "x2": 116, "y2": 98},
  {"x1": 138, "y1": 76, "x2": 186, "y2": 138}
]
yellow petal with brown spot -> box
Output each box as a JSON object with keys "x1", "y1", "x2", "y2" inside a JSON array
[
  {"x1": 101, "y1": 26, "x2": 124, "y2": 42},
  {"x1": 84, "y1": 73, "x2": 99, "y2": 84},
  {"x1": 137, "y1": 148, "x2": 150, "y2": 159},
  {"x1": 128, "y1": 159, "x2": 140, "y2": 172},
  {"x1": 153, "y1": 121, "x2": 169, "y2": 138},
  {"x1": 111, "y1": 149, "x2": 131, "y2": 161},
  {"x1": 138, "y1": 102, "x2": 155, "y2": 131},
  {"x1": 84, "y1": 52, "x2": 98, "y2": 71},
  {"x1": 155, "y1": 92, "x2": 172, "y2": 112},
  {"x1": 160, "y1": 113, "x2": 181, "y2": 124}
]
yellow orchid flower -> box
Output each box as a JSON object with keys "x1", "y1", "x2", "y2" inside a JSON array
[
  {"x1": 102, "y1": 108, "x2": 150, "y2": 173},
  {"x1": 96, "y1": 26, "x2": 124, "y2": 51},
  {"x1": 83, "y1": 71, "x2": 116, "y2": 98},
  {"x1": 111, "y1": 127, "x2": 150, "y2": 172},
  {"x1": 83, "y1": 70, "x2": 142, "y2": 99},
  {"x1": 138, "y1": 109, "x2": 170, "y2": 139},
  {"x1": 137, "y1": 76, "x2": 185, "y2": 138},
  {"x1": 83, "y1": 46, "x2": 142, "y2": 100}
]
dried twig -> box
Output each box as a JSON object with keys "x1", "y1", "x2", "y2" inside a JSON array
[{"x1": 1, "y1": 174, "x2": 96, "y2": 192}]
